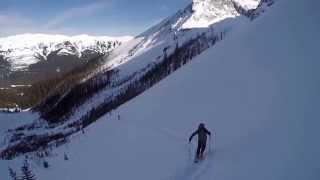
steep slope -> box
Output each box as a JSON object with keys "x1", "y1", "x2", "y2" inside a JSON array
[
  {"x1": 0, "y1": 0, "x2": 275, "y2": 160},
  {"x1": 37, "y1": 0, "x2": 268, "y2": 125},
  {"x1": 1, "y1": 0, "x2": 319, "y2": 179}
]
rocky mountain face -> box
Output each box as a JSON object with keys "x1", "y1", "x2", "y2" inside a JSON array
[
  {"x1": 183, "y1": 0, "x2": 240, "y2": 28},
  {"x1": 234, "y1": 0, "x2": 274, "y2": 19}
]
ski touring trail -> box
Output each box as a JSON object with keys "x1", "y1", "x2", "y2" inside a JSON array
[{"x1": 166, "y1": 145, "x2": 215, "y2": 180}]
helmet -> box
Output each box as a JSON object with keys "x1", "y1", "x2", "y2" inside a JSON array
[{"x1": 199, "y1": 123, "x2": 205, "y2": 128}]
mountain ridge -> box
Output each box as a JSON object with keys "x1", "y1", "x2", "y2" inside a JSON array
[
  {"x1": 0, "y1": 34, "x2": 133, "y2": 71},
  {"x1": 0, "y1": 34, "x2": 132, "y2": 110}
]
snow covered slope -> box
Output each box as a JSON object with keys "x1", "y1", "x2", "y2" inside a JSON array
[
  {"x1": 100, "y1": 0, "x2": 246, "y2": 73},
  {"x1": 0, "y1": 34, "x2": 132, "y2": 71},
  {"x1": 1, "y1": 0, "x2": 319, "y2": 179},
  {"x1": 45, "y1": 0, "x2": 265, "y2": 124}
]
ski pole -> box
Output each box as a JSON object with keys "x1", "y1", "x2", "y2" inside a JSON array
[
  {"x1": 211, "y1": 132, "x2": 214, "y2": 153},
  {"x1": 209, "y1": 135, "x2": 211, "y2": 153},
  {"x1": 188, "y1": 142, "x2": 191, "y2": 161}
]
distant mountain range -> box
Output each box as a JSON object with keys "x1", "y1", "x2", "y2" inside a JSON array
[
  {"x1": 0, "y1": 34, "x2": 132, "y2": 109},
  {"x1": 0, "y1": 34, "x2": 132, "y2": 73}
]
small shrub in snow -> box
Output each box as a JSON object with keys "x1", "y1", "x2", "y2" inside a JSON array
[
  {"x1": 43, "y1": 161, "x2": 49, "y2": 169},
  {"x1": 21, "y1": 159, "x2": 36, "y2": 180},
  {"x1": 8, "y1": 167, "x2": 19, "y2": 180},
  {"x1": 64, "y1": 153, "x2": 69, "y2": 161}
]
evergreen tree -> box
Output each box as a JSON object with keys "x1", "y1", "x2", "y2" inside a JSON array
[
  {"x1": 8, "y1": 167, "x2": 19, "y2": 180},
  {"x1": 64, "y1": 153, "x2": 69, "y2": 161},
  {"x1": 21, "y1": 160, "x2": 36, "y2": 180},
  {"x1": 43, "y1": 161, "x2": 49, "y2": 169}
]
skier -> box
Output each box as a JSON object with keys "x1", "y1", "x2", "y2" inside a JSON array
[{"x1": 189, "y1": 123, "x2": 211, "y2": 161}]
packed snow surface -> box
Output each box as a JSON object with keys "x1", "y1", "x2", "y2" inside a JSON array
[{"x1": 1, "y1": 0, "x2": 320, "y2": 179}]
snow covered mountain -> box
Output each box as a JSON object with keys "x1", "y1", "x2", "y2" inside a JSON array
[
  {"x1": 0, "y1": 34, "x2": 132, "y2": 71},
  {"x1": 182, "y1": 0, "x2": 244, "y2": 29},
  {"x1": 0, "y1": 0, "x2": 275, "y2": 158},
  {"x1": 233, "y1": 0, "x2": 260, "y2": 10},
  {"x1": 101, "y1": 0, "x2": 258, "y2": 72},
  {"x1": 1, "y1": 0, "x2": 319, "y2": 179},
  {"x1": 34, "y1": 0, "x2": 269, "y2": 123},
  {"x1": 0, "y1": 0, "x2": 269, "y2": 111},
  {"x1": 91, "y1": 0, "x2": 268, "y2": 79},
  {"x1": 1, "y1": 0, "x2": 273, "y2": 136},
  {"x1": 0, "y1": 34, "x2": 132, "y2": 110}
]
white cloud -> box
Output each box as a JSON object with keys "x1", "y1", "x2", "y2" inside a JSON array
[
  {"x1": 160, "y1": 5, "x2": 169, "y2": 11},
  {"x1": 0, "y1": 1, "x2": 111, "y2": 37},
  {"x1": 149, "y1": 17, "x2": 166, "y2": 27},
  {"x1": 0, "y1": 11, "x2": 35, "y2": 37},
  {"x1": 43, "y1": 2, "x2": 109, "y2": 29}
]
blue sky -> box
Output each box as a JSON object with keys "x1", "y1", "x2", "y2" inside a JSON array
[{"x1": 0, "y1": 0, "x2": 190, "y2": 37}]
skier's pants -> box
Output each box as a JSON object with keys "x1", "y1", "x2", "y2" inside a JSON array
[{"x1": 196, "y1": 141, "x2": 206, "y2": 157}]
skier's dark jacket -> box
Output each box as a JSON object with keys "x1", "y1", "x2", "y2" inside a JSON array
[{"x1": 189, "y1": 124, "x2": 211, "y2": 144}]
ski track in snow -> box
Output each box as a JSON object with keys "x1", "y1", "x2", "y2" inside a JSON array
[
  {"x1": 164, "y1": 149, "x2": 215, "y2": 180},
  {"x1": 116, "y1": 113, "x2": 216, "y2": 180}
]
